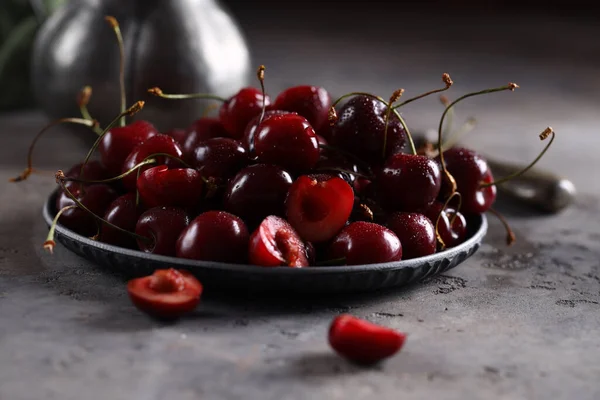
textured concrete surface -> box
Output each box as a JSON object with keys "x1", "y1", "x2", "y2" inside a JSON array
[{"x1": 1, "y1": 11, "x2": 600, "y2": 400}]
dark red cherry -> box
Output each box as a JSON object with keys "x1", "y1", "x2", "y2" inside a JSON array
[
  {"x1": 386, "y1": 212, "x2": 436, "y2": 259},
  {"x1": 56, "y1": 183, "x2": 118, "y2": 237},
  {"x1": 135, "y1": 206, "x2": 190, "y2": 256},
  {"x1": 99, "y1": 120, "x2": 158, "y2": 174},
  {"x1": 100, "y1": 193, "x2": 140, "y2": 248},
  {"x1": 249, "y1": 215, "x2": 309, "y2": 267},
  {"x1": 65, "y1": 160, "x2": 111, "y2": 181},
  {"x1": 421, "y1": 202, "x2": 467, "y2": 248},
  {"x1": 176, "y1": 211, "x2": 249, "y2": 263},
  {"x1": 164, "y1": 128, "x2": 187, "y2": 148},
  {"x1": 285, "y1": 175, "x2": 354, "y2": 243},
  {"x1": 313, "y1": 154, "x2": 359, "y2": 185},
  {"x1": 192, "y1": 138, "x2": 248, "y2": 180},
  {"x1": 254, "y1": 114, "x2": 320, "y2": 172},
  {"x1": 437, "y1": 147, "x2": 497, "y2": 214},
  {"x1": 121, "y1": 134, "x2": 184, "y2": 192},
  {"x1": 330, "y1": 95, "x2": 406, "y2": 165},
  {"x1": 182, "y1": 118, "x2": 229, "y2": 160},
  {"x1": 242, "y1": 110, "x2": 295, "y2": 154},
  {"x1": 219, "y1": 87, "x2": 271, "y2": 139},
  {"x1": 377, "y1": 154, "x2": 441, "y2": 211},
  {"x1": 223, "y1": 164, "x2": 293, "y2": 228},
  {"x1": 273, "y1": 85, "x2": 331, "y2": 131},
  {"x1": 137, "y1": 165, "x2": 204, "y2": 209},
  {"x1": 328, "y1": 222, "x2": 402, "y2": 265}
]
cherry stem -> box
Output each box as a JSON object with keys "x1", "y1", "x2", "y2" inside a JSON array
[
  {"x1": 44, "y1": 205, "x2": 78, "y2": 254},
  {"x1": 358, "y1": 203, "x2": 374, "y2": 222},
  {"x1": 66, "y1": 158, "x2": 157, "y2": 184},
  {"x1": 318, "y1": 144, "x2": 371, "y2": 172},
  {"x1": 435, "y1": 191, "x2": 462, "y2": 250},
  {"x1": 439, "y1": 95, "x2": 454, "y2": 141},
  {"x1": 9, "y1": 118, "x2": 99, "y2": 183},
  {"x1": 487, "y1": 207, "x2": 516, "y2": 246},
  {"x1": 330, "y1": 92, "x2": 417, "y2": 155},
  {"x1": 104, "y1": 16, "x2": 127, "y2": 127},
  {"x1": 316, "y1": 257, "x2": 346, "y2": 266},
  {"x1": 147, "y1": 87, "x2": 226, "y2": 102},
  {"x1": 383, "y1": 89, "x2": 404, "y2": 159},
  {"x1": 77, "y1": 86, "x2": 102, "y2": 135},
  {"x1": 480, "y1": 127, "x2": 555, "y2": 188},
  {"x1": 256, "y1": 65, "x2": 267, "y2": 126},
  {"x1": 79, "y1": 101, "x2": 145, "y2": 180},
  {"x1": 56, "y1": 171, "x2": 152, "y2": 244},
  {"x1": 393, "y1": 73, "x2": 453, "y2": 110}
]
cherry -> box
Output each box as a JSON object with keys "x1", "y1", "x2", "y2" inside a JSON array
[
  {"x1": 329, "y1": 314, "x2": 406, "y2": 365},
  {"x1": 386, "y1": 212, "x2": 436, "y2": 259},
  {"x1": 191, "y1": 138, "x2": 248, "y2": 180},
  {"x1": 55, "y1": 182, "x2": 118, "y2": 237},
  {"x1": 223, "y1": 164, "x2": 293, "y2": 228},
  {"x1": 99, "y1": 120, "x2": 158, "y2": 174},
  {"x1": 182, "y1": 117, "x2": 229, "y2": 160},
  {"x1": 137, "y1": 165, "x2": 204, "y2": 209},
  {"x1": 273, "y1": 85, "x2": 331, "y2": 131},
  {"x1": 285, "y1": 175, "x2": 354, "y2": 243},
  {"x1": 313, "y1": 154, "x2": 360, "y2": 185},
  {"x1": 135, "y1": 207, "x2": 190, "y2": 256},
  {"x1": 421, "y1": 202, "x2": 467, "y2": 249},
  {"x1": 219, "y1": 87, "x2": 271, "y2": 139},
  {"x1": 328, "y1": 222, "x2": 402, "y2": 265},
  {"x1": 242, "y1": 110, "x2": 295, "y2": 154},
  {"x1": 100, "y1": 193, "x2": 140, "y2": 248},
  {"x1": 121, "y1": 134, "x2": 185, "y2": 192},
  {"x1": 330, "y1": 95, "x2": 407, "y2": 165},
  {"x1": 248, "y1": 215, "x2": 309, "y2": 267},
  {"x1": 253, "y1": 114, "x2": 320, "y2": 172},
  {"x1": 176, "y1": 211, "x2": 249, "y2": 263},
  {"x1": 164, "y1": 128, "x2": 187, "y2": 148},
  {"x1": 377, "y1": 154, "x2": 441, "y2": 211},
  {"x1": 65, "y1": 160, "x2": 110, "y2": 181},
  {"x1": 127, "y1": 268, "x2": 202, "y2": 319}
]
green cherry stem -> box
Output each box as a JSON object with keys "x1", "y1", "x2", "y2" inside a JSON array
[
  {"x1": 43, "y1": 205, "x2": 78, "y2": 254},
  {"x1": 147, "y1": 87, "x2": 226, "y2": 102},
  {"x1": 393, "y1": 73, "x2": 453, "y2": 110},
  {"x1": 76, "y1": 86, "x2": 102, "y2": 135},
  {"x1": 66, "y1": 158, "x2": 157, "y2": 184},
  {"x1": 382, "y1": 89, "x2": 404, "y2": 159},
  {"x1": 104, "y1": 16, "x2": 127, "y2": 127}
]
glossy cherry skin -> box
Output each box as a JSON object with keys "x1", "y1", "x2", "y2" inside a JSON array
[
  {"x1": 137, "y1": 165, "x2": 204, "y2": 209},
  {"x1": 56, "y1": 182, "x2": 118, "y2": 237},
  {"x1": 99, "y1": 120, "x2": 158, "y2": 174},
  {"x1": 127, "y1": 268, "x2": 202, "y2": 319},
  {"x1": 176, "y1": 211, "x2": 249, "y2": 263},
  {"x1": 249, "y1": 215, "x2": 309, "y2": 267},
  {"x1": 313, "y1": 153, "x2": 360, "y2": 185},
  {"x1": 254, "y1": 114, "x2": 320, "y2": 172},
  {"x1": 65, "y1": 160, "x2": 110, "y2": 181},
  {"x1": 328, "y1": 222, "x2": 402, "y2": 265},
  {"x1": 121, "y1": 134, "x2": 185, "y2": 192},
  {"x1": 164, "y1": 128, "x2": 187, "y2": 148},
  {"x1": 377, "y1": 154, "x2": 441, "y2": 211},
  {"x1": 182, "y1": 117, "x2": 229, "y2": 160},
  {"x1": 285, "y1": 175, "x2": 354, "y2": 243},
  {"x1": 135, "y1": 207, "x2": 190, "y2": 256},
  {"x1": 242, "y1": 110, "x2": 295, "y2": 154},
  {"x1": 219, "y1": 87, "x2": 271, "y2": 139},
  {"x1": 273, "y1": 85, "x2": 331, "y2": 131},
  {"x1": 437, "y1": 147, "x2": 497, "y2": 214},
  {"x1": 386, "y1": 212, "x2": 436, "y2": 259},
  {"x1": 421, "y1": 202, "x2": 467, "y2": 248},
  {"x1": 100, "y1": 193, "x2": 140, "y2": 248},
  {"x1": 191, "y1": 137, "x2": 248, "y2": 180},
  {"x1": 223, "y1": 164, "x2": 293, "y2": 228},
  {"x1": 330, "y1": 95, "x2": 407, "y2": 165}
]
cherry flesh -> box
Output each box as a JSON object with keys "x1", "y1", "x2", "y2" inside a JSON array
[
  {"x1": 254, "y1": 114, "x2": 320, "y2": 172},
  {"x1": 328, "y1": 222, "x2": 402, "y2": 265},
  {"x1": 99, "y1": 120, "x2": 158, "y2": 174},
  {"x1": 176, "y1": 211, "x2": 249, "y2": 263},
  {"x1": 65, "y1": 160, "x2": 110, "y2": 181},
  {"x1": 421, "y1": 202, "x2": 467, "y2": 248},
  {"x1": 285, "y1": 175, "x2": 354, "y2": 243},
  {"x1": 137, "y1": 165, "x2": 204, "y2": 209},
  {"x1": 135, "y1": 206, "x2": 190, "y2": 256},
  {"x1": 249, "y1": 215, "x2": 309, "y2": 267},
  {"x1": 273, "y1": 85, "x2": 331, "y2": 131},
  {"x1": 386, "y1": 212, "x2": 436, "y2": 259},
  {"x1": 242, "y1": 110, "x2": 295, "y2": 154},
  {"x1": 191, "y1": 137, "x2": 248, "y2": 180},
  {"x1": 100, "y1": 193, "x2": 140, "y2": 248},
  {"x1": 219, "y1": 87, "x2": 271, "y2": 139},
  {"x1": 182, "y1": 117, "x2": 229, "y2": 160}
]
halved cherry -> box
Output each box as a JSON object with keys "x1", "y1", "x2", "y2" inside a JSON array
[
  {"x1": 127, "y1": 268, "x2": 202, "y2": 319},
  {"x1": 249, "y1": 215, "x2": 309, "y2": 267},
  {"x1": 285, "y1": 175, "x2": 354, "y2": 243}
]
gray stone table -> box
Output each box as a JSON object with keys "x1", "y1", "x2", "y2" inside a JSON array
[{"x1": 1, "y1": 10, "x2": 600, "y2": 400}]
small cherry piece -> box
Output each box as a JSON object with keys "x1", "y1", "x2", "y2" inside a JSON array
[
  {"x1": 242, "y1": 110, "x2": 295, "y2": 154},
  {"x1": 65, "y1": 160, "x2": 110, "y2": 181},
  {"x1": 248, "y1": 215, "x2": 309, "y2": 267},
  {"x1": 377, "y1": 154, "x2": 441, "y2": 211},
  {"x1": 99, "y1": 120, "x2": 158, "y2": 174},
  {"x1": 329, "y1": 314, "x2": 406, "y2": 365},
  {"x1": 135, "y1": 207, "x2": 190, "y2": 256},
  {"x1": 219, "y1": 88, "x2": 271, "y2": 139},
  {"x1": 137, "y1": 165, "x2": 204, "y2": 209},
  {"x1": 386, "y1": 212, "x2": 436, "y2": 259},
  {"x1": 176, "y1": 211, "x2": 249, "y2": 263},
  {"x1": 55, "y1": 183, "x2": 118, "y2": 237},
  {"x1": 182, "y1": 117, "x2": 229, "y2": 159},
  {"x1": 328, "y1": 222, "x2": 402, "y2": 265},
  {"x1": 285, "y1": 175, "x2": 354, "y2": 242},
  {"x1": 273, "y1": 85, "x2": 331, "y2": 131},
  {"x1": 127, "y1": 268, "x2": 202, "y2": 319},
  {"x1": 100, "y1": 193, "x2": 140, "y2": 248},
  {"x1": 192, "y1": 137, "x2": 248, "y2": 180},
  {"x1": 254, "y1": 114, "x2": 320, "y2": 172},
  {"x1": 121, "y1": 134, "x2": 185, "y2": 191},
  {"x1": 164, "y1": 128, "x2": 187, "y2": 147},
  {"x1": 223, "y1": 164, "x2": 293, "y2": 227},
  {"x1": 421, "y1": 202, "x2": 467, "y2": 248}
]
